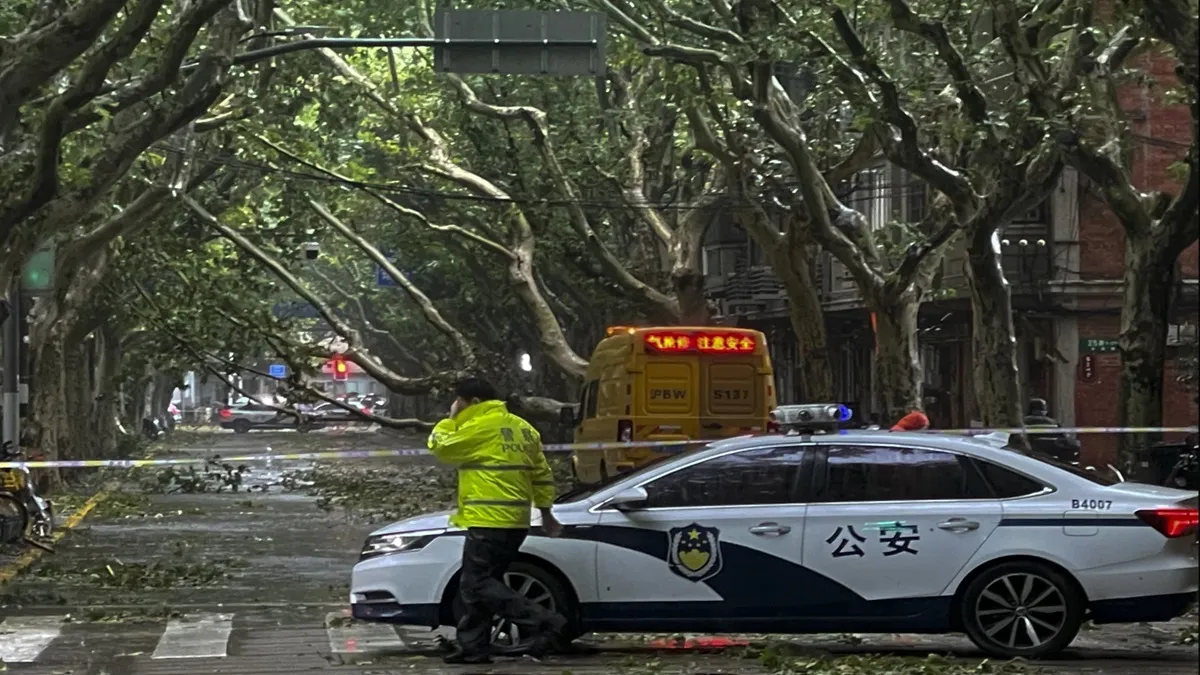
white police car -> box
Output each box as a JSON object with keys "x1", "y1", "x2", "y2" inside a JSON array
[{"x1": 349, "y1": 405, "x2": 1199, "y2": 658}]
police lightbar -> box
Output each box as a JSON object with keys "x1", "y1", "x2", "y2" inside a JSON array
[{"x1": 770, "y1": 404, "x2": 854, "y2": 432}]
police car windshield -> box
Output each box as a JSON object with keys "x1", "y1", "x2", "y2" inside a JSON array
[{"x1": 554, "y1": 454, "x2": 676, "y2": 504}]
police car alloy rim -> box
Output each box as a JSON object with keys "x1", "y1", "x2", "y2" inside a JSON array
[
  {"x1": 491, "y1": 571, "x2": 556, "y2": 647},
  {"x1": 973, "y1": 572, "x2": 1068, "y2": 651}
]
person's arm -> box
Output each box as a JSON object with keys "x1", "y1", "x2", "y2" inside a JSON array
[
  {"x1": 528, "y1": 430, "x2": 557, "y2": 509},
  {"x1": 427, "y1": 417, "x2": 485, "y2": 465}
]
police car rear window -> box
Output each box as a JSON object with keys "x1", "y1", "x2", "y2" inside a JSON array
[
  {"x1": 1022, "y1": 451, "x2": 1120, "y2": 486},
  {"x1": 971, "y1": 459, "x2": 1047, "y2": 497}
]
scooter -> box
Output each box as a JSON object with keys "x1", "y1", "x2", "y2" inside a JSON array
[
  {"x1": 0, "y1": 440, "x2": 54, "y2": 551},
  {"x1": 1164, "y1": 441, "x2": 1198, "y2": 490}
]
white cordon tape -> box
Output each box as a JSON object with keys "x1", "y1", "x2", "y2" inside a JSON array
[{"x1": 0, "y1": 426, "x2": 1195, "y2": 470}]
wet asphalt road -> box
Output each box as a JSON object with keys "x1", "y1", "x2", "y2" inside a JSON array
[{"x1": 1, "y1": 429, "x2": 1197, "y2": 674}]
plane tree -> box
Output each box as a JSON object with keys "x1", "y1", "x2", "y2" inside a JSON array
[
  {"x1": 594, "y1": 0, "x2": 1107, "y2": 426},
  {"x1": 1056, "y1": 0, "x2": 1198, "y2": 465}
]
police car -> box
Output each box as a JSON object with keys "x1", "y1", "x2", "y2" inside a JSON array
[{"x1": 349, "y1": 404, "x2": 1199, "y2": 659}]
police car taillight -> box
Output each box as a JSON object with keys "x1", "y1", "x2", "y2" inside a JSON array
[{"x1": 1136, "y1": 508, "x2": 1200, "y2": 538}]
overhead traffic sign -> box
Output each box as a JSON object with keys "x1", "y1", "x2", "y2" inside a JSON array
[{"x1": 433, "y1": 9, "x2": 606, "y2": 75}]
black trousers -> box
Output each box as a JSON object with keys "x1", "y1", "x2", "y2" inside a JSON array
[{"x1": 455, "y1": 527, "x2": 563, "y2": 654}]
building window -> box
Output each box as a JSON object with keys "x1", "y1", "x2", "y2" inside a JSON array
[
  {"x1": 1011, "y1": 198, "x2": 1051, "y2": 224},
  {"x1": 904, "y1": 177, "x2": 928, "y2": 223},
  {"x1": 703, "y1": 246, "x2": 746, "y2": 276},
  {"x1": 851, "y1": 168, "x2": 890, "y2": 231}
]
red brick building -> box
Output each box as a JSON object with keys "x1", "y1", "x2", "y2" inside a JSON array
[{"x1": 703, "y1": 51, "x2": 1198, "y2": 466}]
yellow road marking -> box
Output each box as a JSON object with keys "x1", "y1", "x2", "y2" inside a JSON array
[{"x1": 0, "y1": 482, "x2": 115, "y2": 585}]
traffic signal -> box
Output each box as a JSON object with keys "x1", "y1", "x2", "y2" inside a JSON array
[
  {"x1": 331, "y1": 356, "x2": 349, "y2": 381},
  {"x1": 22, "y1": 245, "x2": 56, "y2": 292}
]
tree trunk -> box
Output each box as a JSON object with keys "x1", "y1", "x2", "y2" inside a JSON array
[
  {"x1": 62, "y1": 343, "x2": 92, "y2": 459},
  {"x1": 869, "y1": 290, "x2": 924, "y2": 423},
  {"x1": 670, "y1": 216, "x2": 711, "y2": 325},
  {"x1": 965, "y1": 236, "x2": 1025, "y2": 432},
  {"x1": 150, "y1": 373, "x2": 175, "y2": 422},
  {"x1": 28, "y1": 320, "x2": 68, "y2": 492},
  {"x1": 672, "y1": 270, "x2": 710, "y2": 325},
  {"x1": 1117, "y1": 232, "x2": 1177, "y2": 474},
  {"x1": 122, "y1": 377, "x2": 150, "y2": 432},
  {"x1": 750, "y1": 226, "x2": 835, "y2": 402}
]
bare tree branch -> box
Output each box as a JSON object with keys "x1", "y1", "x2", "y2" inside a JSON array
[
  {"x1": 252, "y1": 134, "x2": 513, "y2": 258},
  {"x1": 273, "y1": 7, "x2": 590, "y2": 380},
  {"x1": 307, "y1": 266, "x2": 437, "y2": 374},
  {"x1": 0, "y1": 0, "x2": 128, "y2": 130},
  {"x1": 828, "y1": 8, "x2": 977, "y2": 208},
  {"x1": 0, "y1": 6, "x2": 251, "y2": 292},
  {"x1": 886, "y1": 0, "x2": 988, "y2": 124},
  {"x1": 307, "y1": 199, "x2": 477, "y2": 367},
  {"x1": 182, "y1": 194, "x2": 449, "y2": 395}
]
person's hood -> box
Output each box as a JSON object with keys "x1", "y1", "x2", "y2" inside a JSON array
[
  {"x1": 891, "y1": 411, "x2": 930, "y2": 431},
  {"x1": 456, "y1": 399, "x2": 508, "y2": 424}
]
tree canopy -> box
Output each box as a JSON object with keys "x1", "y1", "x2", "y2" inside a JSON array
[{"x1": 0, "y1": 0, "x2": 1195, "y2": 476}]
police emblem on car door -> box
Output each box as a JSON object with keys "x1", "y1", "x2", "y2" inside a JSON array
[{"x1": 667, "y1": 523, "x2": 722, "y2": 581}]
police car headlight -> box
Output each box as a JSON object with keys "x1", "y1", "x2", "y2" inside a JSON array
[{"x1": 360, "y1": 529, "x2": 445, "y2": 560}]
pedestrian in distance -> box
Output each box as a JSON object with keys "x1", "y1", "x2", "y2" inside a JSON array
[
  {"x1": 1023, "y1": 398, "x2": 1081, "y2": 463},
  {"x1": 890, "y1": 410, "x2": 931, "y2": 431},
  {"x1": 427, "y1": 376, "x2": 573, "y2": 664}
]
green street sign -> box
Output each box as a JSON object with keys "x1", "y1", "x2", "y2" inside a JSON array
[
  {"x1": 1079, "y1": 338, "x2": 1119, "y2": 353},
  {"x1": 21, "y1": 245, "x2": 55, "y2": 292}
]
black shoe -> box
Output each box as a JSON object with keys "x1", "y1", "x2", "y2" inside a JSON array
[
  {"x1": 442, "y1": 650, "x2": 492, "y2": 664},
  {"x1": 526, "y1": 632, "x2": 596, "y2": 657}
]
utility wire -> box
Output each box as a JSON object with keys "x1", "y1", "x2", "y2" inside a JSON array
[
  {"x1": 155, "y1": 126, "x2": 1193, "y2": 211},
  {"x1": 153, "y1": 143, "x2": 957, "y2": 211}
]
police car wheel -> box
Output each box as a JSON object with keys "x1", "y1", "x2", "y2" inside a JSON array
[
  {"x1": 452, "y1": 561, "x2": 576, "y2": 653},
  {"x1": 960, "y1": 561, "x2": 1083, "y2": 659}
]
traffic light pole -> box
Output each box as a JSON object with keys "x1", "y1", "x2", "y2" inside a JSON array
[{"x1": 3, "y1": 281, "x2": 20, "y2": 448}]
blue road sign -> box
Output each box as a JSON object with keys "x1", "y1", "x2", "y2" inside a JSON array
[
  {"x1": 268, "y1": 364, "x2": 287, "y2": 378},
  {"x1": 375, "y1": 264, "x2": 397, "y2": 287}
]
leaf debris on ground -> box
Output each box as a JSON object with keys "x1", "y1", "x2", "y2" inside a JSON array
[
  {"x1": 280, "y1": 455, "x2": 575, "y2": 523},
  {"x1": 28, "y1": 556, "x2": 247, "y2": 590}
]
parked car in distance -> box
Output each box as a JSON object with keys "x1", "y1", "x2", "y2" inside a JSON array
[
  {"x1": 214, "y1": 401, "x2": 324, "y2": 433},
  {"x1": 308, "y1": 401, "x2": 375, "y2": 423}
]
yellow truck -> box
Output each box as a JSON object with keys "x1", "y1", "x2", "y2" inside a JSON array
[{"x1": 567, "y1": 326, "x2": 776, "y2": 484}]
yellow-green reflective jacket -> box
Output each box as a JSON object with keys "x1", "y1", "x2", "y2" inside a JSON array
[{"x1": 426, "y1": 400, "x2": 556, "y2": 529}]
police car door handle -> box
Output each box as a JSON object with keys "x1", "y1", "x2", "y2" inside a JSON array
[
  {"x1": 937, "y1": 518, "x2": 980, "y2": 531},
  {"x1": 749, "y1": 522, "x2": 791, "y2": 536}
]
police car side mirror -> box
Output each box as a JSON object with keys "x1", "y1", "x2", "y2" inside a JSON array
[{"x1": 606, "y1": 486, "x2": 648, "y2": 511}]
